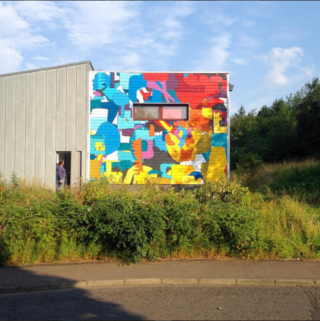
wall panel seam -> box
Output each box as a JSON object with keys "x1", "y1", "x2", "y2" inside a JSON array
[
  {"x1": 87, "y1": 65, "x2": 90, "y2": 180},
  {"x1": 3, "y1": 77, "x2": 7, "y2": 176},
  {"x1": 55, "y1": 68, "x2": 58, "y2": 155},
  {"x1": 65, "y1": 68, "x2": 67, "y2": 151},
  {"x1": 35, "y1": 73, "x2": 37, "y2": 175},
  {"x1": 14, "y1": 76, "x2": 17, "y2": 175},
  {"x1": 45, "y1": 71, "x2": 47, "y2": 182},
  {"x1": 76, "y1": 66, "x2": 78, "y2": 152},
  {"x1": 24, "y1": 74, "x2": 27, "y2": 179}
]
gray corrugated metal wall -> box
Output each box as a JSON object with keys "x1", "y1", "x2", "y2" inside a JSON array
[{"x1": 0, "y1": 61, "x2": 92, "y2": 187}]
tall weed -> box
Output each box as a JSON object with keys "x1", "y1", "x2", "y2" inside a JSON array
[{"x1": 0, "y1": 173, "x2": 320, "y2": 265}]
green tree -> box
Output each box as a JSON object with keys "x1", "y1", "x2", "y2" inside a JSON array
[
  {"x1": 296, "y1": 78, "x2": 320, "y2": 157},
  {"x1": 230, "y1": 78, "x2": 320, "y2": 171}
]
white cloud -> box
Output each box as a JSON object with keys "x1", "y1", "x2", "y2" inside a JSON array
[
  {"x1": 120, "y1": 52, "x2": 141, "y2": 70},
  {"x1": 246, "y1": 96, "x2": 275, "y2": 111},
  {"x1": 0, "y1": 44, "x2": 23, "y2": 74},
  {"x1": 197, "y1": 34, "x2": 231, "y2": 71},
  {"x1": 301, "y1": 67, "x2": 314, "y2": 77},
  {"x1": 244, "y1": 4, "x2": 273, "y2": 18},
  {"x1": 57, "y1": 1, "x2": 195, "y2": 69},
  {"x1": 202, "y1": 8, "x2": 239, "y2": 29},
  {"x1": 241, "y1": 19, "x2": 255, "y2": 28},
  {"x1": 33, "y1": 56, "x2": 50, "y2": 61},
  {"x1": 232, "y1": 58, "x2": 246, "y2": 66},
  {"x1": 0, "y1": 1, "x2": 197, "y2": 72},
  {"x1": 238, "y1": 34, "x2": 259, "y2": 49},
  {"x1": 11, "y1": 1, "x2": 64, "y2": 22},
  {"x1": 148, "y1": 2, "x2": 195, "y2": 48},
  {"x1": 0, "y1": 2, "x2": 49, "y2": 73},
  {"x1": 258, "y1": 47, "x2": 305, "y2": 86},
  {"x1": 0, "y1": 3, "x2": 28, "y2": 37},
  {"x1": 63, "y1": 2, "x2": 139, "y2": 49},
  {"x1": 25, "y1": 63, "x2": 37, "y2": 70}
]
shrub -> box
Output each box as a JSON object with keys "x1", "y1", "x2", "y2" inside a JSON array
[{"x1": 0, "y1": 173, "x2": 319, "y2": 265}]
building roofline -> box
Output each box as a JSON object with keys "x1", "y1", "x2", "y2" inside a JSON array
[
  {"x1": 0, "y1": 60, "x2": 94, "y2": 77},
  {"x1": 91, "y1": 70, "x2": 229, "y2": 74}
]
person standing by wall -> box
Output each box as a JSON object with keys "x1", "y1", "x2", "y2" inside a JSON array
[{"x1": 56, "y1": 160, "x2": 66, "y2": 191}]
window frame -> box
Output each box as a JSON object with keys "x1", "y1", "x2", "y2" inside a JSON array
[{"x1": 133, "y1": 103, "x2": 189, "y2": 121}]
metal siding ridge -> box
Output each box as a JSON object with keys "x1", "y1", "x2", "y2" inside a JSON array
[
  {"x1": 34, "y1": 70, "x2": 47, "y2": 183},
  {"x1": 91, "y1": 70, "x2": 229, "y2": 74},
  {"x1": 0, "y1": 77, "x2": 6, "y2": 175},
  {"x1": 0, "y1": 61, "x2": 94, "y2": 78},
  {"x1": 25, "y1": 72, "x2": 37, "y2": 182},
  {"x1": 5, "y1": 76, "x2": 16, "y2": 180},
  {"x1": 45, "y1": 69, "x2": 57, "y2": 186},
  {"x1": 66, "y1": 66, "x2": 77, "y2": 151},
  {"x1": 15, "y1": 74, "x2": 27, "y2": 179},
  {"x1": 56, "y1": 67, "x2": 67, "y2": 151}
]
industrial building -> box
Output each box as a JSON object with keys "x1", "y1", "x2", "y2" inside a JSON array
[{"x1": 0, "y1": 61, "x2": 231, "y2": 187}]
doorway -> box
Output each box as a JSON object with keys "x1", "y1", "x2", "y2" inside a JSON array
[
  {"x1": 56, "y1": 152, "x2": 71, "y2": 185},
  {"x1": 56, "y1": 151, "x2": 82, "y2": 186}
]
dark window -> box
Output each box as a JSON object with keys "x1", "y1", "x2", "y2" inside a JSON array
[{"x1": 133, "y1": 103, "x2": 189, "y2": 121}]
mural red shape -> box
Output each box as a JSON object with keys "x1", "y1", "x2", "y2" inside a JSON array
[
  {"x1": 143, "y1": 73, "x2": 169, "y2": 81},
  {"x1": 181, "y1": 149, "x2": 192, "y2": 161},
  {"x1": 174, "y1": 74, "x2": 224, "y2": 109},
  {"x1": 139, "y1": 88, "x2": 153, "y2": 101}
]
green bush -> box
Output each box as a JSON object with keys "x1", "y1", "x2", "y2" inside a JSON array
[{"x1": 0, "y1": 176, "x2": 319, "y2": 265}]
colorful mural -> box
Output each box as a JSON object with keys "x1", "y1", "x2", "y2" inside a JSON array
[{"x1": 89, "y1": 72, "x2": 229, "y2": 184}]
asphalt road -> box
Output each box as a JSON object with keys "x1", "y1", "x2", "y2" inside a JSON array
[{"x1": 0, "y1": 285, "x2": 319, "y2": 320}]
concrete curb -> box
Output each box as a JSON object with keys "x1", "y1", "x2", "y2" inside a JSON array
[{"x1": 0, "y1": 278, "x2": 319, "y2": 295}]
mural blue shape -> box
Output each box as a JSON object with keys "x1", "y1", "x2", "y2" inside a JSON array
[
  {"x1": 155, "y1": 135, "x2": 167, "y2": 151},
  {"x1": 90, "y1": 135, "x2": 105, "y2": 155},
  {"x1": 100, "y1": 102, "x2": 119, "y2": 123},
  {"x1": 93, "y1": 73, "x2": 111, "y2": 91},
  {"x1": 189, "y1": 171, "x2": 204, "y2": 181},
  {"x1": 119, "y1": 73, "x2": 142, "y2": 90},
  {"x1": 160, "y1": 163, "x2": 175, "y2": 179},
  {"x1": 148, "y1": 170, "x2": 163, "y2": 175},
  {"x1": 118, "y1": 110, "x2": 135, "y2": 129},
  {"x1": 103, "y1": 87, "x2": 119, "y2": 101},
  {"x1": 96, "y1": 122, "x2": 120, "y2": 155},
  {"x1": 112, "y1": 160, "x2": 133, "y2": 171},
  {"x1": 128, "y1": 75, "x2": 147, "y2": 102}
]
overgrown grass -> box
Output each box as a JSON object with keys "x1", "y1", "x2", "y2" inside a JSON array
[
  {"x1": 258, "y1": 196, "x2": 320, "y2": 258},
  {"x1": 0, "y1": 169, "x2": 320, "y2": 265},
  {"x1": 237, "y1": 159, "x2": 320, "y2": 206}
]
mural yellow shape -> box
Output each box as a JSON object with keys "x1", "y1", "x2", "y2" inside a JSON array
[
  {"x1": 196, "y1": 131, "x2": 212, "y2": 154},
  {"x1": 90, "y1": 160, "x2": 101, "y2": 179},
  {"x1": 191, "y1": 129, "x2": 205, "y2": 146},
  {"x1": 159, "y1": 120, "x2": 173, "y2": 132},
  {"x1": 171, "y1": 165, "x2": 195, "y2": 184},
  {"x1": 104, "y1": 172, "x2": 123, "y2": 184},
  {"x1": 99, "y1": 160, "x2": 124, "y2": 183},
  {"x1": 149, "y1": 177, "x2": 171, "y2": 184},
  {"x1": 181, "y1": 176, "x2": 202, "y2": 184},
  {"x1": 214, "y1": 110, "x2": 227, "y2": 134},
  {"x1": 123, "y1": 165, "x2": 153, "y2": 184},
  {"x1": 201, "y1": 146, "x2": 227, "y2": 182},
  {"x1": 165, "y1": 133, "x2": 181, "y2": 162},
  {"x1": 202, "y1": 108, "x2": 213, "y2": 119},
  {"x1": 95, "y1": 142, "x2": 105, "y2": 151}
]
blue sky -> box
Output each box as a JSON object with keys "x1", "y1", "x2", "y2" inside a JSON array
[{"x1": 0, "y1": 1, "x2": 319, "y2": 114}]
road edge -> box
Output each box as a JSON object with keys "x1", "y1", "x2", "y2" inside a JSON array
[{"x1": 0, "y1": 278, "x2": 319, "y2": 295}]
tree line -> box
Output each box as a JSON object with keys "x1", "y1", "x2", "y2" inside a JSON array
[{"x1": 230, "y1": 78, "x2": 320, "y2": 172}]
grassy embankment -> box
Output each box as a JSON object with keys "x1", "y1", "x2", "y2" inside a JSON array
[{"x1": 0, "y1": 160, "x2": 319, "y2": 265}]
